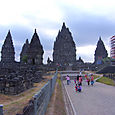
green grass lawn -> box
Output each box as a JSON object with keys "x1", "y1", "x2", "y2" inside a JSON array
[
  {"x1": 94, "y1": 75, "x2": 100, "y2": 79},
  {"x1": 96, "y1": 77, "x2": 115, "y2": 86}
]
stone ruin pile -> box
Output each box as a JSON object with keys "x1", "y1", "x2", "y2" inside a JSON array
[{"x1": 0, "y1": 67, "x2": 42, "y2": 95}]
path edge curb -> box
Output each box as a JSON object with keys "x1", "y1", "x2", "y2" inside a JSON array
[{"x1": 61, "y1": 75, "x2": 77, "y2": 115}]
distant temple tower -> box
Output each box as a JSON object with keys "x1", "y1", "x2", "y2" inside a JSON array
[
  {"x1": 27, "y1": 29, "x2": 44, "y2": 65},
  {"x1": 53, "y1": 22, "x2": 76, "y2": 65},
  {"x1": 20, "y1": 39, "x2": 29, "y2": 63},
  {"x1": 94, "y1": 37, "x2": 108, "y2": 64},
  {"x1": 1, "y1": 30, "x2": 15, "y2": 63}
]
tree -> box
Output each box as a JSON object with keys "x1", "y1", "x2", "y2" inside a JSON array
[
  {"x1": 102, "y1": 57, "x2": 111, "y2": 64},
  {"x1": 22, "y1": 55, "x2": 28, "y2": 63}
]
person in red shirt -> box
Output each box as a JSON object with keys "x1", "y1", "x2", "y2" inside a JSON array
[
  {"x1": 85, "y1": 74, "x2": 87, "y2": 79},
  {"x1": 75, "y1": 84, "x2": 78, "y2": 92},
  {"x1": 78, "y1": 76, "x2": 82, "y2": 86}
]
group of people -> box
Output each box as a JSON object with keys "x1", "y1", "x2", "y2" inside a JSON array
[
  {"x1": 85, "y1": 74, "x2": 94, "y2": 86},
  {"x1": 74, "y1": 75, "x2": 82, "y2": 92},
  {"x1": 66, "y1": 73, "x2": 95, "y2": 93}
]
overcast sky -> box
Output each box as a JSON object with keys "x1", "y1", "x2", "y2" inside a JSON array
[{"x1": 0, "y1": 0, "x2": 115, "y2": 63}]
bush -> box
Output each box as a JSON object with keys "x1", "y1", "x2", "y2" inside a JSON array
[{"x1": 22, "y1": 55, "x2": 28, "y2": 63}]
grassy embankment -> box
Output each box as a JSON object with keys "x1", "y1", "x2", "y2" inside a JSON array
[
  {"x1": 96, "y1": 76, "x2": 115, "y2": 86},
  {"x1": 46, "y1": 73, "x2": 66, "y2": 115},
  {"x1": 0, "y1": 73, "x2": 55, "y2": 115}
]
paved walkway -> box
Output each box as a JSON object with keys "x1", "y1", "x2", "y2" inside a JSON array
[{"x1": 63, "y1": 80, "x2": 115, "y2": 115}]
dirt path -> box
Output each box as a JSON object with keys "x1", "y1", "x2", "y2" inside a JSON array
[{"x1": 45, "y1": 82, "x2": 58, "y2": 115}]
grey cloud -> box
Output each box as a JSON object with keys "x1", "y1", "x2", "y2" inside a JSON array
[
  {"x1": 0, "y1": 24, "x2": 57, "y2": 62},
  {"x1": 1, "y1": 5, "x2": 115, "y2": 62},
  {"x1": 59, "y1": 6, "x2": 115, "y2": 46},
  {"x1": 0, "y1": 25, "x2": 33, "y2": 61}
]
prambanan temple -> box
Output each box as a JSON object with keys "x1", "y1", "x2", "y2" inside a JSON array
[
  {"x1": 0, "y1": 22, "x2": 109, "y2": 94},
  {"x1": 53, "y1": 23, "x2": 76, "y2": 65},
  {"x1": 1, "y1": 31, "x2": 15, "y2": 67},
  {"x1": 21, "y1": 29, "x2": 44, "y2": 65},
  {"x1": 94, "y1": 37, "x2": 108, "y2": 64}
]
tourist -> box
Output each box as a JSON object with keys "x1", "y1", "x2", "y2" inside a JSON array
[
  {"x1": 78, "y1": 76, "x2": 82, "y2": 86},
  {"x1": 66, "y1": 75, "x2": 70, "y2": 85},
  {"x1": 74, "y1": 77, "x2": 77, "y2": 84},
  {"x1": 77, "y1": 75, "x2": 79, "y2": 82},
  {"x1": 87, "y1": 77, "x2": 90, "y2": 85},
  {"x1": 78, "y1": 85, "x2": 82, "y2": 92},
  {"x1": 91, "y1": 74, "x2": 94, "y2": 86},
  {"x1": 85, "y1": 74, "x2": 87, "y2": 79},
  {"x1": 79, "y1": 70, "x2": 82, "y2": 76},
  {"x1": 78, "y1": 76, "x2": 81, "y2": 85},
  {"x1": 75, "y1": 83, "x2": 78, "y2": 92}
]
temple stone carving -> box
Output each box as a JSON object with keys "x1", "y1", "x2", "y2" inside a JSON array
[
  {"x1": 27, "y1": 29, "x2": 44, "y2": 65},
  {"x1": 53, "y1": 22, "x2": 76, "y2": 65},
  {"x1": 1, "y1": 30, "x2": 15, "y2": 64},
  {"x1": 94, "y1": 37, "x2": 108, "y2": 64},
  {"x1": 20, "y1": 39, "x2": 29, "y2": 63}
]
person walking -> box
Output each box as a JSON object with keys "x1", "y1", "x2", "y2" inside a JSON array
[
  {"x1": 91, "y1": 74, "x2": 94, "y2": 86},
  {"x1": 87, "y1": 77, "x2": 90, "y2": 85},
  {"x1": 66, "y1": 75, "x2": 70, "y2": 85},
  {"x1": 78, "y1": 76, "x2": 82, "y2": 86},
  {"x1": 75, "y1": 83, "x2": 78, "y2": 92},
  {"x1": 77, "y1": 75, "x2": 79, "y2": 83},
  {"x1": 74, "y1": 78, "x2": 77, "y2": 84},
  {"x1": 85, "y1": 74, "x2": 87, "y2": 79}
]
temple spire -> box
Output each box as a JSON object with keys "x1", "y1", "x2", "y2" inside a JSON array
[
  {"x1": 1, "y1": 30, "x2": 15, "y2": 63},
  {"x1": 7, "y1": 30, "x2": 11, "y2": 37},
  {"x1": 20, "y1": 39, "x2": 29, "y2": 63},
  {"x1": 35, "y1": 28, "x2": 37, "y2": 33},
  {"x1": 27, "y1": 30, "x2": 44, "y2": 65},
  {"x1": 62, "y1": 22, "x2": 66, "y2": 29},
  {"x1": 5, "y1": 30, "x2": 12, "y2": 43},
  {"x1": 99, "y1": 36, "x2": 102, "y2": 41},
  {"x1": 94, "y1": 37, "x2": 108, "y2": 64},
  {"x1": 26, "y1": 39, "x2": 29, "y2": 44}
]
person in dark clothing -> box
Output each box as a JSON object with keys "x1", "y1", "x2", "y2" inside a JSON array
[
  {"x1": 78, "y1": 85, "x2": 82, "y2": 92},
  {"x1": 87, "y1": 77, "x2": 90, "y2": 85},
  {"x1": 77, "y1": 75, "x2": 79, "y2": 82}
]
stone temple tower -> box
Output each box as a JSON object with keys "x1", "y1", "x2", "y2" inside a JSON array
[
  {"x1": 1, "y1": 30, "x2": 15, "y2": 63},
  {"x1": 20, "y1": 39, "x2": 29, "y2": 63},
  {"x1": 53, "y1": 22, "x2": 76, "y2": 65},
  {"x1": 94, "y1": 37, "x2": 108, "y2": 64},
  {"x1": 27, "y1": 29, "x2": 44, "y2": 65}
]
